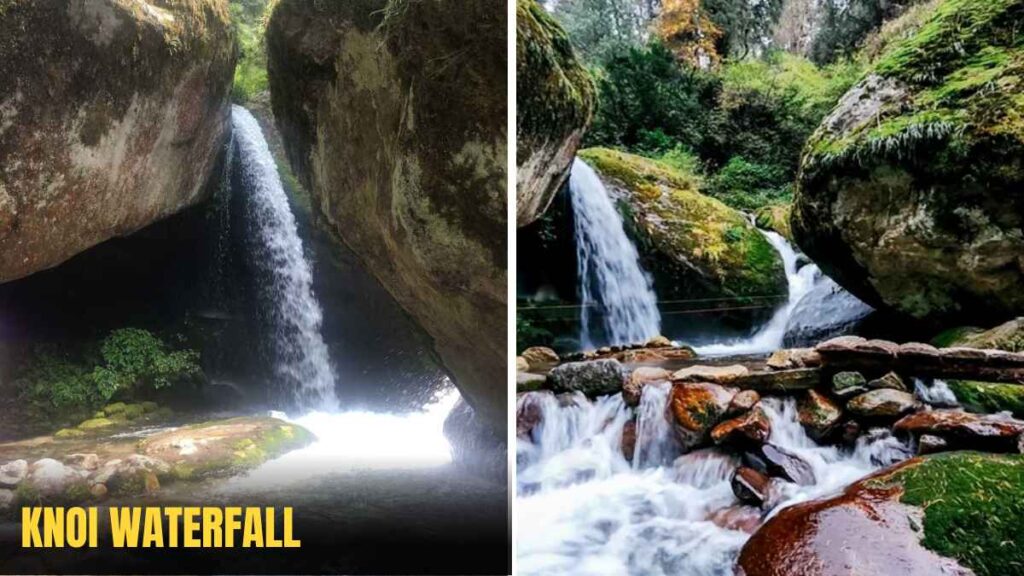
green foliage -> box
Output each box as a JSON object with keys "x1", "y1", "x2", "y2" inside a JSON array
[
  {"x1": 874, "y1": 452, "x2": 1024, "y2": 576},
  {"x1": 703, "y1": 0, "x2": 784, "y2": 58},
  {"x1": 19, "y1": 329, "x2": 201, "y2": 419},
  {"x1": 811, "y1": 0, "x2": 914, "y2": 64},
  {"x1": 229, "y1": 0, "x2": 271, "y2": 103},
  {"x1": 517, "y1": 312, "x2": 555, "y2": 353},
  {"x1": 550, "y1": 0, "x2": 655, "y2": 65},
  {"x1": 708, "y1": 156, "x2": 790, "y2": 211}
]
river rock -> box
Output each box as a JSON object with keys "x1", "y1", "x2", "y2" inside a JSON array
[
  {"x1": 791, "y1": 0, "x2": 1024, "y2": 324},
  {"x1": 27, "y1": 458, "x2": 86, "y2": 498},
  {"x1": 868, "y1": 371, "x2": 908, "y2": 392},
  {"x1": 578, "y1": 148, "x2": 787, "y2": 306},
  {"x1": 727, "y1": 390, "x2": 761, "y2": 417},
  {"x1": 798, "y1": 390, "x2": 842, "y2": 441},
  {"x1": 917, "y1": 434, "x2": 950, "y2": 455},
  {"x1": 516, "y1": 356, "x2": 530, "y2": 372},
  {"x1": 621, "y1": 420, "x2": 637, "y2": 462},
  {"x1": 0, "y1": 459, "x2": 27, "y2": 487},
  {"x1": 516, "y1": 0, "x2": 594, "y2": 226},
  {"x1": 766, "y1": 348, "x2": 822, "y2": 370},
  {"x1": 706, "y1": 505, "x2": 762, "y2": 534},
  {"x1": 66, "y1": 454, "x2": 99, "y2": 472},
  {"x1": 672, "y1": 364, "x2": 749, "y2": 384},
  {"x1": 731, "y1": 467, "x2": 776, "y2": 508},
  {"x1": 0, "y1": 488, "x2": 13, "y2": 510},
  {"x1": 744, "y1": 443, "x2": 815, "y2": 486},
  {"x1": 831, "y1": 371, "x2": 868, "y2": 399},
  {"x1": 0, "y1": 0, "x2": 236, "y2": 283},
  {"x1": 668, "y1": 382, "x2": 737, "y2": 452},
  {"x1": 548, "y1": 359, "x2": 626, "y2": 397},
  {"x1": 266, "y1": 0, "x2": 507, "y2": 435},
  {"x1": 847, "y1": 389, "x2": 919, "y2": 419},
  {"x1": 712, "y1": 406, "x2": 771, "y2": 447},
  {"x1": 516, "y1": 392, "x2": 548, "y2": 439},
  {"x1": 517, "y1": 372, "x2": 548, "y2": 393},
  {"x1": 645, "y1": 335, "x2": 674, "y2": 348},
  {"x1": 521, "y1": 346, "x2": 560, "y2": 370},
  {"x1": 894, "y1": 410, "x2": 1024, "y2": 453},
  {"x1": 623, "y1": 367, "x2": 671, "y2": 407}
]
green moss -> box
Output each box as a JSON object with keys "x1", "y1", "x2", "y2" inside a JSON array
[
  {"x1": 868, "y1": 452, "x2": 1024, "y2": 576},
  {"x1": 77, "y1": 417, "x2": 114, "y2": 430},
  {"x1": 753, "y1": 204, "x2": 793, "y2": 242},
  {"x1": 516, "y1": 0, "x2": 595, "y2": 160},
  {"x1": 947, "y1": 381, "x2": 1024, "y2": 418},
  {"x1": 931, "y1": 326, "x2": 985, "y2": 347},
  {"x1": 103, "y1": 402, "x2": 128, "y2": 415},
  {"x1": 579, "y1": 147, "x2": 786, "y2": 298},
  {"x1": 121, "y1": 404, "x2": 146, "y2": 420},
  {"x1": 54, "y1": 428, "x2": 85, "y2": 439}
]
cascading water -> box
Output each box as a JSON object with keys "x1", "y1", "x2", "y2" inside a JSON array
[
  {"x1": 516, "y1": 386, "x2": 913, "y2": 575},
  {"x1": 232, "y1": 105, "x2": 338, "y2": 410},
  {"x1": 569, "y1": 158, "x2": 661, "y2": 349}
]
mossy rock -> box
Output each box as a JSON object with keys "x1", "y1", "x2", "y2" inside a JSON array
[
  {"x1": 77, "y1": 418, "x2": 114, "y2": 430},
  {"x1": 864, "y1": 452, "x2": 1024, "y2": 576},
  {"x1": 103, "y1": 402, "x2": 128, "y2": 415},
  {"x1": 579, "y1": 148, "x2": 787, "y2": 301},
  {"x1": 54, "y1": 428, "x2": 86, "y2": 440},
  {"x1": 792, "y1": 0, "x2": 1024, "y2": 324},
  {"x1": 934, "y1": 318, "x2": 1024, "y2": 352},
  {"x1": 753, "y1": 204, "x2": 793, "y2": 243},
  {"x1": 120, "y1": 404, "x2": 146, "y2": 420},
  {"x1": 516, "y1": 0, "x2": 595, "y2": 227},
  {"x1": 946, "y1": 380, "x2": 1024, "y2": 418}
]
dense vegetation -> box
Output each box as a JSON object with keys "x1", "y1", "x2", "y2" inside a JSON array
[
  {"x1": 19, "y1": 329, "x2": 201, "y2": 421},
  {"x1": 230, "y1": 0, "x2": 272, "y2": 103}
]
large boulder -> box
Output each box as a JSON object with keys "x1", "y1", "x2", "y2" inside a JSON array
[
  {"x1": 579, "y1": 148, "x2": 787, "y2": 303},
  {"x1": 516, "y1": 0, "x2": 594, "y2": 226},
  {"x1": 0, "y1": 0, "x2": 236, "y2": 282},
  {"x1": 547, "y1": 359, "x2": 626, "y2": 397},
  {"x1": 266, "y1": 0, "x2": 507, "y2": 432},
  {"x1": 792, "y1": 0, "x2": 1024, "y2": 324}
]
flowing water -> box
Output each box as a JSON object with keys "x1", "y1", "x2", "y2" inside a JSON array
[
  {"x1": 569, "y1": 158, "x2": 661, "y2": 349},
  {"x1": 232, "y1": 106, "x2": 338, "y2": 410},
  {"x1": 516, "y1": 385, "x2": 913, "y2": 575}
]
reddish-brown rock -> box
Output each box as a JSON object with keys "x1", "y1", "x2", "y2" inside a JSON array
[
  {"x1": 621, "y1": 420, "x2": 637, "y2": 462},
  {"x1": 712, "y1": 407, "x2": 771, "y2": 447},
  {"x1": 727, "y1": 390, "x2": 761, "y2": 417},
  {"x1": 797, "y1": 390, "x2": 842, "y2": 441},
  {"x1": 668, "y1": 382, "x2": 737, "y2": 451},
  {"x1": 623, "y1": 367, "x2": 671, "y2": 407},
  {"x1": 894, "y1": 410, "x2": 1024, "y2": 452}
]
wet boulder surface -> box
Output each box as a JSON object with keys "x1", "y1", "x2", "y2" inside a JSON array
[
  {"x1": 792, "y1": 0, "x2": 1024, "y2": 325},
  {"x1": 0, "y1": 0, "x2": 236, "y2": 282},
  {"x1": 266, "y1": 0, "x2": 507, "y2": 434}
]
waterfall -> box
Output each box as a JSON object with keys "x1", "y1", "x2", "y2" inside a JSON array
[
  {"x1": 569, "y1": 158, "x2": 661, "y2": 349},
  {"x1": 693, "y1": 230, "x2": 871, "y2": 355},
  {"x1": 516, "y1": 388, "x2": 913, "y2": 575},
  {"x1": 232, "y1": 105, "x2": 338, "y2": 410}
]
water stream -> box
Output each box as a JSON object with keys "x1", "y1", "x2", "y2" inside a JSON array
[
  {"x1": 516, "y1": 385, "x2": 913, "y2": 575},
  {"x1": 570, "y1": 158, "x2": 661, "y2": 348},
  {"x1": 232, "y1": 106, "x2": 338, "y2": 410}
]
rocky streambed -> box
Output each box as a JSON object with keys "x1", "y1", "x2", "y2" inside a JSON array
[{"x1": 516, "y1": 323, "x2": 1024, "y2": 575}]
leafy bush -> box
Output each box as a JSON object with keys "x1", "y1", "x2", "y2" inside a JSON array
[
  {"x1": 20, "y1": 329, "x2": 201, "y2": 416},
  {"x1": 516, "y1": 312, "x2": 555, "y2": 353},
  {"x1": 708, "y1": 156, "x2": 791, "y2": 211},
  {"x1": 230, "y1": 0, "x2": 271, "y2": 103}
]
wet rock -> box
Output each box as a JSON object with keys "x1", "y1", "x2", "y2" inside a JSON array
[
  {"x1": 645, "y1": 335, "x2": 673, "y2": 348},
  {"x1": 732, "y1": 368, "x2": 821, "y2": 392},
  {"x1": 516, "y1": 392, "x2": 548, "y2": 439},
  {"x1": 548, "y1": 359, "x2": 626, "y2": 397},
  {"x1": 869, "y1": 371, "x2": 908, "y2": 392},
  {"x1": 798, "y1": 390, "x2": 842, "y2": 441},
  {"x1": 847, "y1": 389, "x2": 919, "y2": 419},
  {"x1": 267, "y1": 0, "x2": 507, "y2": 434},
  {"x1": 78, "y1": 418, "x2": 115, "y2": 430},
  {"x1": 917, "y1": 434, "x2": 949, "y2": 455},
  {"x1": 443, "y1": 399, "x2": 507, "y2": 482},
  {"x1": 840, "y1": 420, "x2": 862, "y2": 446},
  {"x1": 623, "y1": 366, "x2": 671, "y2": 407},
  {"x1": 89, "y1": 483, "x2": 108, "y2": 500},
  {"x1": 832, "y1": 371, "x2": 868, "y2": 399},
  {"x1": 0, "y1": 0, "x2": 236, "y2": 283},
  {"x1": 66, "y1": 454, "x2": 99, "y2": 472},
  {"x1": 516, "y1": 356, "x2": 529, "y2": 372},
  {"x1": 766, "y1": 348, "x2": 822, "y2": 370},
  {"x1": 894, "y1": 410, "x2": 1024, "y2": 453},
  {"x1": 706, "y1": 505, "x2": 762, "y2": 534},
  {"x1": 745, "y1": 443, "x2": 815, "y2": 486},
  {"x1": 27, "y1": 459, "x2": 86, "y2": 498},
  {"x1": 621, "y1": 420, "x2": 637, "y2": 462},
  {"x1": 672, "y1": 364, "x2": 749, "y2": 384},
  {"x1": 516, "y1": 0, "x2": 594, "y2": 226},
  {"x1": 712, "y1": 407, "x2": 771, "y2": 447},
  {"x1": 727, "y1": 390, "x2": 761, "y2": 417},
  {"x1": 516, "y1": 372, "x2": 547, "y2": 392},
  {"x1": 521, "y1": 346, "x2": 560, "y2": 370},
  {"x1": 731, "y1": 466, "x2": 776, "y2": 508},
  {"x1": 668, "y1": 382, "x2": 737, "y2": 452},
  {"x1": 0, "y1": 460, "x2": 28, "y2": 487}
]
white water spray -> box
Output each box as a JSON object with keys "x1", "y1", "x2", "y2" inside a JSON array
[
  {"x1": 516, "y1": 388, "x2": 912, "y2": 575},
  {"x1": 569, "y1": 158, "x2": 661, "y2": 348},
  {"x1": 232, "y1": 105, "x2": 338, "y2": 410}
]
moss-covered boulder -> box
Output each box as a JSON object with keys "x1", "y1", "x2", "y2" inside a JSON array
[
  {"x1": 579, "y1": 148, "x2": 787, "y2": 302},
  {"x1": 0, "y1": 0, "x2": 236, "y2": 282},
  {"x1": 266, "y1": 0, "x2": 507, "y2": 433},
  {"x1": 753, "y1": 203, "x2": 793, "y2": 243},
  {"x1": 740, "y1": 452, "x2": 1024, "y2": 576},
  {"x1": 934, "y1": 319, "x2": 1024, "y2": 416},
  {"x1": 792, "y1": 0, "x2": 1024, "y2": 323},
  {"x1": 516, "y1": 0, "x2": 595, "y2": 227}
]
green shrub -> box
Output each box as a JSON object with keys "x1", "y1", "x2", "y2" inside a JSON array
[
  {"x1": 708, "y1": 156, "x2": 791, "y2": 211},
  {"x1": 516, "y1": 312, "x2": 555, "y2": 353},
  {"x1": 229, "y1": 0, "x2": 272, "y2": 103}
]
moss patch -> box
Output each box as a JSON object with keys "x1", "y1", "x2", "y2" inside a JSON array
[
  {"x1": 947, "y1": 381, "x2": 1024, "y2": 418},
  {"x1": 579, "y1": 147, "x2": 787, "y2": 299},
  {"x1": 867, "y1": 452, "x2": 1024, "y2": 576}
]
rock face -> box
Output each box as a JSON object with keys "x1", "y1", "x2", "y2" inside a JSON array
[
  {"x1": 266, "y1": 0, "x2": 507, "y2": 432},
  {"x1": 516, "y1": 0, "x2": 594, "y2": 226},
  {"x1": 548, "y1": 359, "x2": 626, "y2": 397},
  {"x1": 792, "y1": 0, "x2": 1024, "y2": 324},
  {"x1": 578, "y1": 148, "x2": 787, "y2": 303},
  {"x1": 0, "y1": 0, "x2": 236, "y2": 282}
]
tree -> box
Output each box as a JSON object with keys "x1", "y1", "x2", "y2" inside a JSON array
[
  {"x1": 655, "y1": 0, "x2": 723, "y2": 66},
  {"x1": 811, "y1": 0, "x2": 911, "y2": 64},
  {"x1": 551, "y1": 0, "x2": 657, "y2": 64}
]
